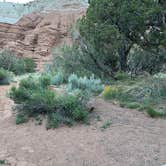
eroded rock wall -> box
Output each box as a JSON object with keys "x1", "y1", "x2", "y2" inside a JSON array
[{"x1": 0, "y1": 7, "x2": 86, "y2": 70}]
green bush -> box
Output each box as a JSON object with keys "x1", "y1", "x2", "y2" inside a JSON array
[
  {"x1": 39, "y1": 74, "x2": 51, "y2": 88},
  {"x1": 146, "y1": 107, "x2": 166, "y2": 118},
  {"x1": 72, "y1": 107, "x2": 88, "y2": 121},
  {"x1": 50, "y1": 46, "x2": 94, "y2": 80},
  {"x1": 0, "y1": 68, "x2": 11, "y2": 85},
  {"x1": 57, "y1": 94, "x2": 88, "y2": 120},
  {"x1": 10, "y1": 76, "x2": 90, "y2": 128},
  {"x1": 128, "y1": 47, "x2": 166, "y2": 75},
  {"x1": 47, "y1": 112, "x2": 61, "y2": 129},
  {"x1": 23, "y1": 58, "x2": 36, "y2": 73},
  {"x1": 0, "y1": 160, "x2": 5, "y2": 165},
  {"x1": 115, "y1": 71, "x2": 129, "y2": 80},
  {"x1": 0, "y1": 49, "x2": 36, "y2": 75},
  {"x1": 15, "y1": 113, "x2": 28, "y2": 124}
]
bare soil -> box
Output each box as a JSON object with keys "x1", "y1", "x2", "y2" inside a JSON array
[{"x1": 0, "y1": 84, "x2": 166, "y2": 166}]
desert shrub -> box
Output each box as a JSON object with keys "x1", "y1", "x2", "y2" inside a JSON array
[
  {"x1": 67, "y1": 73, "x2": 104, "y2": 94},
  {"x1": 57, "y1": 95, "x2": 88, "y2": 118},
  {"x1": 0, "y1": 50, "x2": 24, "y2": 75},
  {"x1": 51, "y1": 72, "x2": 64, "y2": 86},
  {"x1": 103, "y1": 85, "x2": 122, "y2": 100},
  {"x1": 10, "y1": 76, "x2": 90, "y2": 128},
  {"x1": 0, "y1": 160, "x2": 5, "y2": 165},
  {"x1": 128, "y1": 47, "x2": 166, "y2": 75},
  {"x1": 39, "y1": 74, "x2": 51, "y2": 88},
  {"x1": 0, "y1": 49, "x2": 36, "y2": 75},
  {"x1": 103, "y1": 73, "x2": 166, "y2": 117},
  {"x1": 0, "y1": 68, "x2": 12, "y2": 85},
  {"x1": 10, "y1": 86, "x2": 31, "y2": 104},
  {"x1": 152, "y1": 73, "x2": 166, "y2": 99},
  {"x1": 15, "y1": 113, "x2": 28, "y2": 124},
  {"x1": 47, "y1": 112, "x2": 61, "y2": 128},
  {"x1": 115, "y1": 71, "x2": 129, "y2": 80},
  {"x1": 146, "y1": 107, "x2": 166, "y2": 118},
  {"x1": 50, "y1": 46, "x2": 94, "y2": 80},
  {"x1": 23, "y1": 58, "x2": 36, "y2": 73}
]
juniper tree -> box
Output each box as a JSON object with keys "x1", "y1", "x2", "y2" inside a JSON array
[{"x1": 79, "y1": 0, "x2": 165, "y2": 76}]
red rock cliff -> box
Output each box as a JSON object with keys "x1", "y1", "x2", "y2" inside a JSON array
[{"x1": 0, "y1": 7, "x2": 86, "y2": 69}]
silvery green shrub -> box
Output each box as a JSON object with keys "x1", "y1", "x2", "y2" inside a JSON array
[
  {"x1": 67, "y1": 73, "x2": 104, "y2": 94},
  {"x1": 51, "y1": 72, "x2": 64, "y2": 86}
]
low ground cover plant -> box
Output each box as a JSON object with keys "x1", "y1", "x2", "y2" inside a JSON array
[
  {"x1": 9, "y1": 75, "x2": 90, "y2": 128},
  {"x1": 0, "y1": 49, "x2": 36, "y2": 75},
  {"x1": 103, "y1": 73, "x2": 166, "y2": 118}
]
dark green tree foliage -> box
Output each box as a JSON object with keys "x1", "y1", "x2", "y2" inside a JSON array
[{"x1": 79, "y1": 0, "x2": 165, "y2": 76}]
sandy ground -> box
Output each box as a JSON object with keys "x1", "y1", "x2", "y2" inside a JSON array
[{"x1": 0, "y1": 84, "x2": 166, "y2": 166}]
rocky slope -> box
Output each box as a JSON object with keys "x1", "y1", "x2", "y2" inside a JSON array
[{"x1": 0, "y1": 5, "x2": 86, "y2": 70}]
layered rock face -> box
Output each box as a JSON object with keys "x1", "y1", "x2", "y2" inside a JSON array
[{"x1": 0, "y1": 6, "x2": 86, "y2": 70}]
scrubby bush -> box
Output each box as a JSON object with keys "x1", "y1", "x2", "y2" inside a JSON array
[
  {"x1": 39, "y1": 74, "x2": 51, "y2": 88},
  {"x1": 0, "y1": 68, "x2": 12, "y2": 85},
  {"x1": 115, "y1": 71, "x2": 129, "y2": 80},
  {"x1": 146, "y1": 107, "x2": 166, "y2": 118},
  {"x1": 51, "y1": 72, "x2": 64, "y2": 86},
  {"x1": 103, "y1": 85, "x2": 122, "y2": 100},
  {"x1": 50, "y1": 46, "x2": 95, "y2": 80},
  {"x1": 23, "y1": 58, "x2": 36, "y2": 73},
  {"x1": 55, "y1": 95, "x2": 88, "y2": 121},
  {"x1": 0, "y1": 50, "x2": 36, "y2": 75},
  {"x1": 152, "y1": 73, "x2": 166, "y2": 98},
  {"x1": 128, "y1": 47, "x2": 166, "y2": 75},
  {"x1": 10, "y1": 76, "x2": 90, "y2": 128},
  {"x1": 67, "y1": 73, "x2": 104, "y2": 94}
]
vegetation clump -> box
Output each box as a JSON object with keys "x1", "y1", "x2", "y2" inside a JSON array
[
  {"x1": 67, "y1": 73, "x2": 104, "y2": 94},
  {"x1": 0, "y1": 160, "x2": 5, "y2": 165},
  {"x1": 0, "y1": 68, "x2": 12, "y2": 85},
  {"x1": 102, "y1": 74, "x2": 166, "y2": 118},
  {"x1": 103, "y1": 85, "x2": 122, "y2": 100},
  {"x1": 101, "y1": 120, "x2": 112, "y2": 130},
  {"x1": 146, "y1": 107, "x2": 166, "y2": 118},
  {"x1": 9, "y1": 75, "x2": 90, "y2": 128},
  {"x1": 0, "y1": 50, "x2": 36, "y2": 75},
  {"x1": 51, "y1": 72, "x2": 64, "y2": 86}
]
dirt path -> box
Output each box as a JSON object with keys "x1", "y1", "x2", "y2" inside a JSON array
[{"x1": 0, "y1": 85, "x2": 166, "y2": 166}]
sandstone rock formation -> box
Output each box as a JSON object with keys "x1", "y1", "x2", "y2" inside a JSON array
[{"x1": 0, "y1": 6, "x2": 86, "y2": 70}]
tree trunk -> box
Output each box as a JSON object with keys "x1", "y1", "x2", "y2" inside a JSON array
[{"x1": 119, "y1": 43, "x2": 132, "y2": 72}]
